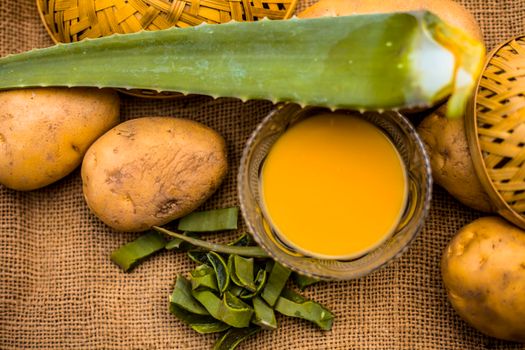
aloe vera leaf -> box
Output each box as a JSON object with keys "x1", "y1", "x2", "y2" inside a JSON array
[
  {"x1": 292, "y1": 272, "x2": 321, "y2": 291},
  {"x1": 169, "y1": 275, "x2": 209, "y2": 315},
  {"x1": 190, "y1": 264, "x2": 219, "y2": 292},
  {"x1": 154, "y1": 226, "x2": 269, "y2": 258},
  {"x1": 192, "y1": 290, "x2": 254, "y2": 328},
  {"x1": 227, "y1": 255, "x2": 243, "y2": 288},
  {"x1": 207, "y1": 251, "x2": 230, "y2": 295},
  {"x1": 239, "y1": 269, "x2": 267, "y2": 300},
  {"x1": 230, "y1": 255, "x2": 257, "y2": 292},
  {"x1": 187, "y1": 250, "x2": 210, "y2": 264},
  {"x1": 213, "y1": 326, "x2": 260, "y2": 350},
  {"x1": 178, "y1": 207, "x2": 238, "y2": 232},
  {"x1": 227, "y1": 284, "x2": 245, "y2": 298},
  {"x1": 110, "y1": 231, "x2": 167, "y2": 272},
  {"x1": 169, "y1": 303, "x2": 230, "y2": 334},
  {"x1": 261, "y1": 262, "x2": 292, "y2": 307},
  {"x1": 274, "y1": 288, "x2": 334, "y2": 331},
  {"x1": 0, "y1": 12, "x2": 483, "y2": 117},
  {"x1": 252, "y1": 296, "x2": 277, "y2": 330}
]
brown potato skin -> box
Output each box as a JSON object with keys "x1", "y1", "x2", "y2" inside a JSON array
[
  {"x1": 441, "y1": 216, "x2": 525, "y2": 342},
  {"x1": 81, "y1": 117, "x2": 228, "y2": 232},
  {"x1": 0, "y1": 87, "x2": 120, "y2": 191},
  {"x1": 298, "y1": 0, "x2": 483, "y2": 41},
  {"x1": 417, "y1": 106, "x2": 493, "y2": 212}
]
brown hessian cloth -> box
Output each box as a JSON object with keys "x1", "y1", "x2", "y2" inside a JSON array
[{"x1": 1, "y1": 0, "x2": 525, "y2": 349}]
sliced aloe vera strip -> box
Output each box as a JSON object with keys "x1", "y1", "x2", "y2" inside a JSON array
[
  {"x1": 274, "y1": 288, "x2": 334, "y2": 331},
  {"x1": 178, "y1": 207, "x2": 238, "y2": 232},
  {"x1": 213, "y1": 326, "x2": 260, "y2": 350},
  {"x1": 292, "y1": 273, "x2": 321, "y2": 291},
  {"x1": 154, "y1": 226, "x2": 269, "y2": 258},
  {"x1": 192, "y1": 290, "x2": 254, "y2": 328},
  {"x1": 207, "y1": 251, "x2": 230, "y2": 294},
  {"x1": 227, "y1": 284, "x2": 245, "y2": 298},
  {"x1": 190, "y1": 264, "x2": 219, "y2": 292},
  {"x1": 0, "y1": 12, "x2": 484, "y2": 117},
  {"x1": 169, "y1": 275, "x2": 209, "y2": 315},
  {"x1": 252, "y1": 296, "x2": 277, "y2": 330},
  {"x1": 110, "y1": 231, "x2": 167, "y2": 272},
  {"x1": 187, "y1": 251, "x2": 209, "y2": 265},
  {"x1": 261, "y1": 262, "x2": 292, "y2": 307},
  {"x1": 169, "y1": 303, "x2": 230, "y2": 334},
  {"x1": 239, "y1": 269, "x2": 267, "y2": 300},
  {"x1": 190, "y1": 322, "x2": 231, "y2": 334},
  {"x1": 230, "y1": 255, "x2": 257, "y2": 292}
]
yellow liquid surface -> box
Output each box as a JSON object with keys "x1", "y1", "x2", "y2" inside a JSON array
[{"x1": 260, "y1": 113, "x2": 408, "y2": 259}]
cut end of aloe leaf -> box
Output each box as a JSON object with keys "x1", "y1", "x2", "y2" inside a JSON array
[
  {"x1": 0, "y1": 11, "x2": 484, "y2": 116},
  {"x1": 420, "y1": 12, "x2": 485, "y2": 118}
]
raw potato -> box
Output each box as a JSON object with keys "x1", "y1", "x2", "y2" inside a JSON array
[
  {"x1": 417, "y1": 106, "x2": 493, "y2": 212},
  {"x1": 0, "y1": 87, "x2": 120, "y2": 191},
  {"x1": 81, "y1": 117, "x2": 228, "y2": 232},
  {"x1": 298, "y1": 0, "x2": 483, "y2": 41},
  {"x1": 441, "y1": 216, "x2": 525, "y2": 342}
]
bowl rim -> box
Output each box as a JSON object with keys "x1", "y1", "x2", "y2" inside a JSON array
[{"x1": 237, "y1": 103, "x2": 433, "y2": 280}]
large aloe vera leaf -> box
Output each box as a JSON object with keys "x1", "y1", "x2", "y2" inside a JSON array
[{"x1": 0, "y1": 12, "x2": 483, "y2": 117}]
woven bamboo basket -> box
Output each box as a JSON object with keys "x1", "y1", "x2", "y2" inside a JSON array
[
  {"x1": 466, "y1": 35, "x2": 525, "y2": 229},
  {"x1": 36, "y1": 0, "x2": 297, "y2": 98}
]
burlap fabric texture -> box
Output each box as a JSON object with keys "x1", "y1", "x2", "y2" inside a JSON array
[{"x1": 1, "y1": 0, "x2": 525, "y2": 349}]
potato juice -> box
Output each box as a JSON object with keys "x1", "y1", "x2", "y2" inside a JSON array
[{"x1": 260, "y1": 112, "x2": 408, "y2": 259}]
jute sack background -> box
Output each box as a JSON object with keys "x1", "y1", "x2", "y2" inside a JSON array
[{"x1": 0, "y1": 0, "x2": 524, "y2": 349}]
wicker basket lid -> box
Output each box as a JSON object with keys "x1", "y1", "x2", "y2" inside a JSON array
[
  {"x1": 466, "y1": 35, "x2": 525, "y2": 229},
  {"x1": 36, "y1": 0, "x2": 297, "y2": 98}
]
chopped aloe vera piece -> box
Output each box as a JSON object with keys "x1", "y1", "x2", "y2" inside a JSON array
[
  {"x1": 252, "y1": 296, "x2": 277, "y2": 330},
  {"x1": 170, "y1": 275, "x2": 209, "y2": 315},
  {"x1": 169, "y1": 303, "x2": 230, "y2": 334},
  {"x1": 213, "y1": 326, "x2": 260, "y2": 350},
  {"x1": 190, "y1": 264, "x2": 218, "y2": 292},
  {"x1": 192, "y1": 290, "x2": 254, "y2": 328},
  {"x1": 207, "y1": 252, "x2": 230, "y2": 295},
  {"x1": 228, "y1": 255, "x2": 243, "y2": 291},
  {"x1": 227, "y1": 284, "x2": 245, "y2": 298},
  {"x1": 0, "y1": 13, "x2": 484, "y2": 118},
  {"x1": 191, "y1": 322, "x2": 231, "y2": 335},
  {"x1": 292, "y1": 273, "x2": 321, "y2": 291},
  {"x1": 261, "y1": 262, "x2": 292, "y2": 307},
  {"x1": 178, "y1": 207, "x2": 238, "y2": 232},
  {"x1": 239, "y1": 269, "x2": 267, "y2": 300},
  {"x1": 154, "y1": 226, "x2": 269, "y2": 258},
  {"x1": 229, "y1": 255, "x2": 256, "y2": 292},
  {"x1": 187, "y1": 251, "x2": 209, "y2": 265},
  {"x1": 110, "y1": 231, "x2": 166, "y2": 272},
  {"x1": 274, "y1": 288, "x2": 334, "y2": 331}
]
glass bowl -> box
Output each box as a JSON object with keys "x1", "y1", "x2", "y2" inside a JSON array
[{"x1": 238, "y1": 103, "x2": 432, "y2": 280}]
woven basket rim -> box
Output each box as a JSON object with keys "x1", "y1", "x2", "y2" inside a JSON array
[
  {"x1": 466, "y1": 34, "x2": 525, "y2": 229},
  {"x1": 36, "y1": 0, "x2": 299, "y2": 45}
]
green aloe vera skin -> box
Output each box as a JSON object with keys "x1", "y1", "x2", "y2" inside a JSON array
[
  {"x1": 113, "y1": 210, "x2": 334, "y2": 349},
  {"x1": 0, "y1": 12, "x2": 483, "y2": 117},
  {"x1": 178, "y1": 207, "x2": 239, "y2": 232},
  {"x1": 110, "y1": 231, "x2": 166, "y2": 272}
]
